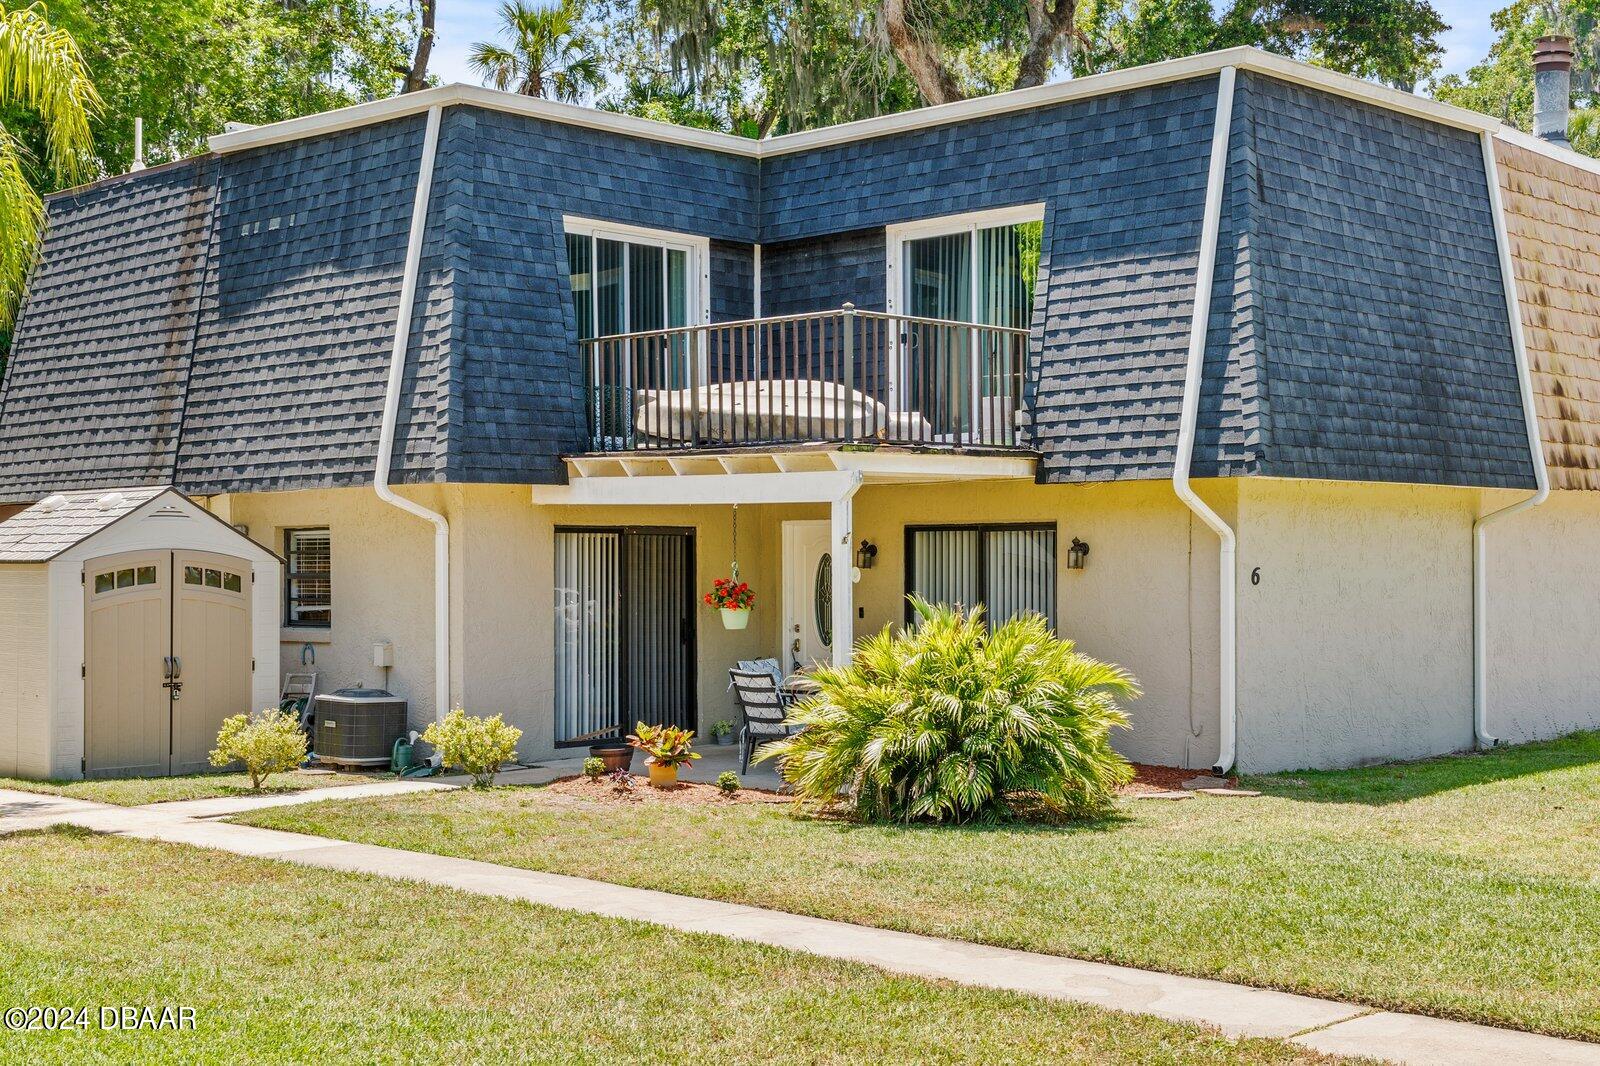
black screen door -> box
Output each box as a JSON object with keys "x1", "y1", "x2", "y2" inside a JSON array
[{"x1": 554, "y1": 527, "x2": 695, "y2": 743}]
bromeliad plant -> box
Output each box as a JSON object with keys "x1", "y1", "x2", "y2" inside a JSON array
[
  {"x1": 703, "y1": 578, "x2": 754, "y2": 610},
  {"x1": 626, "y1": 722, "x2": 701, "y2": 769},
  {"x1": 757, "y1": 597, "x2": 1139, "y2": 823}
]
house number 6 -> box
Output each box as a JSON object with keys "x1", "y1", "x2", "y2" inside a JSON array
[{"x1": 1250, "y1": 567, "x2": 1261, "y2": 586}]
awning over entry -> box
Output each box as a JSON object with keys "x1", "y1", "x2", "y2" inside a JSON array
[{"x1": 532, "y1": 448, "x2": 1035, "y2": 665}]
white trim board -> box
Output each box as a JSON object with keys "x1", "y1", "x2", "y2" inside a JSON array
[{"x1": 204, "y1": 48, "x2": 1502, "y2": 163}]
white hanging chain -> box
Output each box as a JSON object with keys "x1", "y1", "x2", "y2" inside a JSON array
[{"x1": 730, "y1": 503, "x2": 740, "y2": 582}]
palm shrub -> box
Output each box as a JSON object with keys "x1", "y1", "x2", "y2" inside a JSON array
[{"x1": 757, "y1": 598, "x2": 1138, "y2": 823}]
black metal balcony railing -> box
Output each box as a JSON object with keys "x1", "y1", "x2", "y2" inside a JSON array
[{"x1": 580, "y1": 305, "x2": 1032, "y2": 453}]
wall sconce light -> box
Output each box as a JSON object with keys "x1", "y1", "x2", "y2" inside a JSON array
[
  {"x1": 855, "y1": 540, "x2": 878, "y2": 570},
  {"x1": 1066, "y1": 537, "x2": 1090, "y2": 570}
]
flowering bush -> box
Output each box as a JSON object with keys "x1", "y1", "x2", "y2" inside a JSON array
[{"x1": 704, "y1": 577, "x2": 754, "y2": 610}]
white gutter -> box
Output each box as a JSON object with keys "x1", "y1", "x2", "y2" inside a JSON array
[
  {"x1": 375, "y1": 104, "x2": 451, "y2": 724},
  {"x1": 1173, "y1": 66, "x2": 1239, "y2": 776},
  {"x1": 1472, "y1": 130, "x2": 1550, "y2": 749}
]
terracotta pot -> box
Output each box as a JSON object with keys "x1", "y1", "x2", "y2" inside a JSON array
[
  {"x1": 589, "y1": 743, "x2": 632, "y2": 774},
  {"x1": 720, "y1": 607, "x2": 751, "y2": 630},
  {"x1": 648, "y1": 761, "x2": 679, "y2": 788}
]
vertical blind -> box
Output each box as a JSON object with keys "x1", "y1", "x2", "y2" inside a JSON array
[
  {"x1": 901, "y1": 220, "x2": 1042, "y2": 440},
  {"x1": 554, "y1": 531, "x2": 621, "y2": 743},
  {"x1": 907, "y1": 525, "x2": 1056, "y2": 628}
]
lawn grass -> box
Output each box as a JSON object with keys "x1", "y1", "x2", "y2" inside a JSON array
[
  {"x1": 240, "y1": 731, "x2": 1600, "y2": 1042},
  {"x1": 0, "y1": 828, "x2": 1338, "y2": 1065},
  {"x1": 0, "y1": 768, "x2": 384, "y2": 806}
]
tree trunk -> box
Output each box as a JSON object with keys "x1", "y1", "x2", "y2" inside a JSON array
[
  {"x1": 403, "y1": 0, "x2": 436, "y2": 94},
  {"x1": 881, "y1": 0, "x2": 963, "y2": 105},
  {"x1": 1014, "y1": 0, "x2": 1077, "y2": 90}
]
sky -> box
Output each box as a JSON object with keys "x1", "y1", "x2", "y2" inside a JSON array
[{"x1": 424, "y1": 0, "x2": 1501, "y2": 89}]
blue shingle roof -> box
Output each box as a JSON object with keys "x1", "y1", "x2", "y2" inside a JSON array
[{"x1": 0, "y1": 69, "x2": 1536, "y2": 499}]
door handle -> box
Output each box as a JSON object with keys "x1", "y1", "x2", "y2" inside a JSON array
[
  {"x1": 162, "y1": 656, "x2": 173, "y2": 679},
  {"x1": 170, "y1": 656, "x2": 182, "y2": 679}
]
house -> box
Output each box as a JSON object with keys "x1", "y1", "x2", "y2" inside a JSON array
[{"x1": 1, "y1": 45, "x2": 1597, "y2": 780}]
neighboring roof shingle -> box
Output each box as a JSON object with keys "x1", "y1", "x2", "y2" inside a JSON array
[{"x1": 0, "y1": 486, "x2": 168, "y2": 562}]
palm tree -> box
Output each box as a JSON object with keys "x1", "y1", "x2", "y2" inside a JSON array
[
  {"x1": 1, "y1": 3, "x2": 100, "y2": 330},
  {"x1": 468, "y1": 0, "x2": 602, "y2": 102}
]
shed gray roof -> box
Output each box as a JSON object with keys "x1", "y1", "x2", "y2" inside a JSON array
[{"x1": 0, "y1": 486, "x2": 168, "y2": 561}]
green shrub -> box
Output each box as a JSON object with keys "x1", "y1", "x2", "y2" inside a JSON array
[
  {"x1": 583, "y1": 756, "x2": 605, "y2": 780},
  {"x1": 716, "y1": 770, "x2": 740, "y2": 795},
  {"x1": 422, "y1": 708, "x2": 522, "y2": 788},
  {"x1": 209, "y1": 707, "x2": 308, "y2": 790},
  {"x1": 758, "y1": 598, "x2": 1138, "y2": 823}
]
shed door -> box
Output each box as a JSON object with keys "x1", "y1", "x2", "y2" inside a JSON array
[
  {"x1": 84, "y1": 550, "x2": 253, "y2": 778},
  {"x1": 172, "y1": 552, "x2": 253, "y2": 775},
  {"x1": 84, "y1": 552, "x2": 171, "y2": 778}
]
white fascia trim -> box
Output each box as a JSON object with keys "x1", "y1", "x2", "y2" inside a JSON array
[
  {"x1": 1472, "y1": 129, "x2": 1551, "y2": 750},
  {"x1": 208, "y1": 83, "x2": 762, "y2": 157},
  {"x1": 1494, "y1": 125, "x2": 1600, "y2": 178},
  {"x1": 532, "y1": 470, "x2": 862, "y2": 506},
  {"x1": 207, "y1": 50, "x2": 1500, "y2": 161},
  {"x1": 1173, "y1": 67, "x2": 1239, "y2": 777}
]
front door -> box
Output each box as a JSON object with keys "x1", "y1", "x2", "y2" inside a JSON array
[
  {"x1": 84, "y1": 551, "x2": 253, "y2": 778},
  {"x1": 553, "y1": 527, "x2": 696, "y2": 745},
  {"x1": 782, "y1": 520, "x2": 833, "y2": 673}
]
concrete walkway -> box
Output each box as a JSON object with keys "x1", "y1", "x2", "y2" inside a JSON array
[{"x1": 2, "y1": 787, "x2": 1596, "y2": 1066}]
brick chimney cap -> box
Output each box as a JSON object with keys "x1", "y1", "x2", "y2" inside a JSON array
[{"x1": 1535, "y1": 35, "x2": 1575, "y2": 72}]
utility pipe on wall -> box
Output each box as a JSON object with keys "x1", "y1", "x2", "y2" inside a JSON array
[
  {"x1": 1472, "y1": 130, "x2": 1550, "y2": 749},
  {"x1": 1173, "y1": 66, "x2": 1238, "y2": 775},
  {"x1": 375, "y1": 104, "x2": 451, "y2": 723}
]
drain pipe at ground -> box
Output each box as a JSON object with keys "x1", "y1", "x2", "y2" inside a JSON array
[
  {"x1": 1172, "y1": 67, "x2": 1238, "y2": 776},
  {"x1": 1472, "y1": 130, "x2": 1550, "y2": 749},
  {"x1": 374, "y1": 104, "x2": 451, "y2": 725}
]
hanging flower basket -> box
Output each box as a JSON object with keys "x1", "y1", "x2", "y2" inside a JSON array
[{"x1": 706, "y1": 577, "x2": 754, "y2": 629}]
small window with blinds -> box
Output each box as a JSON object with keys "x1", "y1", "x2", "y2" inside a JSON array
[
  {"x1": 905, "y1": 524, "x2": 1056, "y2": 628},
  {"x1": 284, "y1": 528, "x2": 331, "y2": 627}
]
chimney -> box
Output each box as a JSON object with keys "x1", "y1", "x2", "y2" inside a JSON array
[
  {"x1": 131, "y1": 117, "x2": 145, "y2": 171},
  {"x1": 1534, "y1": 35, "x2": 1575, "y2": 146}
]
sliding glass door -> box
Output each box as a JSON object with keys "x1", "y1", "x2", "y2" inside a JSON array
[
  {"x1": 566, "y1": 222, "x2": 702, "y2": 444},
  {"x1": 554, "y1": 527, "x2": 696, "y2": 744},
  {"x1": 895, "y1": 209, "x2": 1042, "y2": 442}
]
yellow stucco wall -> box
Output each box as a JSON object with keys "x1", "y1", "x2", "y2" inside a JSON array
[
  {"x1": 1484, "y1": 488, "x2": 1600, "y2": 743},
  {"x1": 213, "y1": 480, "x2": 1223, "y2": 767},
  {"x1": 1233, "y1": 479, "x2": 1478, "y2": 770}
]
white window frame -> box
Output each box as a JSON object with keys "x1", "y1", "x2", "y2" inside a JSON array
[
  {"x1": 562, "y1": 215, "x2": 711, "y2": 338},
  {"x1": 883, "y1": 203, "x2": 1044, "y2": 415}
]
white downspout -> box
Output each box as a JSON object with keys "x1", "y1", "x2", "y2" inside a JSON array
[
  {"x1": 1472, "y1": 130, "x2": 1549, "y2": 749},
  {"x1": 1173, "y1": 66, "x2": 1238, "y2": 775},
  {"x1": 829, "y1": 471, "x2": 863, "y2": 667},
  {"x1": 375, "y1": 104, "x2": 451, "y2": 723}
]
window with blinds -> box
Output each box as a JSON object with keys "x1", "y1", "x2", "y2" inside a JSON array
[
  {"x1": 905, "y1": 524, "x2": 1056, "y2": 628},
  {"x1": 284, "y1": 528, "x2": 331, "y2": 627}
]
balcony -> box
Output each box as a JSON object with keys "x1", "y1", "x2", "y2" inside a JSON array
[{"x1": 580, "y1": 306, "x2": 1033, "y2": 454}]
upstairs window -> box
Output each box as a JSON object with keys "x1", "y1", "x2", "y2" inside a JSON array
[
  {"x1": 284, "y1": 528, "x2": 331, "y2": 627},
  {"x1": 888, "y1": 206, "x2": 1044, "y2": 440},
  {"x1": 563, "y1": 218, "x2": 707, "y2": 342}
]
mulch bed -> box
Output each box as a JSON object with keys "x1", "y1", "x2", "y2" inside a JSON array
[
  {"x1": 1121, "y1": 763, "x2": 1238, "y2": 795},
  {"x1": 543, "y1": 774, "x2": 793, "y2": 806},
  {"x1": 540, "y1": 763, "x2": 1232, "y2": 807}
]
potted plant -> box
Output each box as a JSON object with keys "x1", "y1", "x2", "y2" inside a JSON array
[
  {"x1": 710, "y1": 720, "x2": 735, "y2": 746},
  {"x1": 705, "y1": 577, "x2": 755, "y2": 630},
  {"x1": 627, "y1": 722, "x2": 701, "y2": 788},
  {"x1": 588, "y1": 741, "x2": 633, "y2": 774}
]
